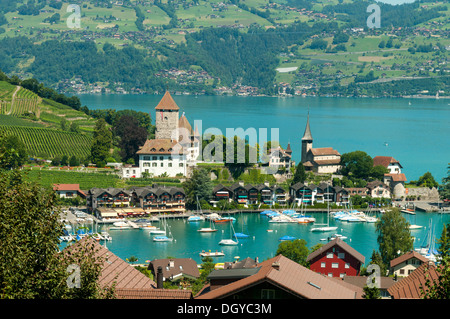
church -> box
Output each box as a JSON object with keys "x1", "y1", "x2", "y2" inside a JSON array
[
  {"x1": 121, "y1": 91, "x2": 200, "y2": 178},
  {"x1": 300, "y1": 113, "x2": 342, "y2": 174}
]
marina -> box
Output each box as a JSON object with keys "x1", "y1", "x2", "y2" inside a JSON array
[{"x1": 60, "y1": 207, "x2": 450, "y2": 265}]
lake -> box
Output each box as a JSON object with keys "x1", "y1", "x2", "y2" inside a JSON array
[{"x1": 78, "y1": 94, "x2": 450, "y2": 181}]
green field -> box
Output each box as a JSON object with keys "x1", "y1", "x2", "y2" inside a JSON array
[{"x1": 0, "y1": 125, "x2": 93, "y2": 159}]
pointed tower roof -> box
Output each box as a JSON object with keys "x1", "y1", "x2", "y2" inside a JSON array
[
  {"x1": 302, "y1": 112, "x2": 313, "y2": 141},
  {"x1": 155, "y1": 91, "x2": 179, "y2": 111},
  {"x1": 285, "y1": 142, "x2": 292, "y2": 154}
]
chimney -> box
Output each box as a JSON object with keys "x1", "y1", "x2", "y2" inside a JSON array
[
  {"x1": 156, "y1": 266, "x2": 163, "y2": 289},
  {"x1": 169, "y1": 259, "x2": 175, "y2": 268},
  {"x1": 272, "y1": 261, "x2": 280, "y2": 270}
]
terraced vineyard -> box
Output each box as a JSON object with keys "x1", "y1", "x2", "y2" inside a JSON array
[
  {"x1": 10, "y1": 87, "x2": 41, "y2": 117},
  {"x1": 0, "y1": 125, "x2": 93, "y2": 159}
]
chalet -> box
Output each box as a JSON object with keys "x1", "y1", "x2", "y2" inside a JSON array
[
  {"x1": 334, "y1": 186, "x2": 350, "y2": 206},
  {"x1": 87, "y1": 186, "x2": 186, "y2": 217},
  {"x1": 373, "y1": 156, "x2": 403, "y2": 174},
  {"x1": 53, "y1": 184, "x2": 86, "y2": 199},
  {"x1": 345, "y1": 187, "x2": 369, "y2": 198},
  {"x1": 306, "y1": 237, "x2": 365, "y2": 278},
  {"x1": 265, "y1": 143, "x2": 294, "y2": 172},
  {"x1": 245, "y1": 184, "x2": 260, "y2": 205},
  {"x1": 389, "y1": 250, "x2": 430, "y2": 278},
  {"x1": 211, "y1": 184, "x2": 232, "y2": 204},
  {"x1": 229, "y1": 183, "x2": 249, "y2": 204},
  {"x1": 196, "y1": 255, "x2": 363, "y2": 299},
  {"x1": 148, "y1": 258, "x2": 200, "y2": 284}
]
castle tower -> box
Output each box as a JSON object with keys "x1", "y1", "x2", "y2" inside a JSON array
[
  {"x1": 301, "y1": 112, "x2": 313, "y2": 163},
  {"x1": 155, "y1": 91, "x2": 179, "y2": 141}
]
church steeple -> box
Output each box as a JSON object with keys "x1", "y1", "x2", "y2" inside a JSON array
[
  {"x1": 302, "y1": 111, "x2": 313, "y2": 141},
  {"x1": 301, "y1": 111, "x2": 313, "y2": 164}
]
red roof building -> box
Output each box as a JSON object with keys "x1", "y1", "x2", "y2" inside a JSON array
[
  {"x1": 306, "y1": 238, "x2": 365, "y2": 278},
  {"x1": 53, "y1": 184, "x2": 86, "y2": 198}
]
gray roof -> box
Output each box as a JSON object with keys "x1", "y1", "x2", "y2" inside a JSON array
[{"x1": 302, "y1": 112, "x2": 313, "y2": 141}]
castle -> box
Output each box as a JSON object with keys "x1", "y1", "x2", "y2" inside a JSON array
[{"x1": 121, "y1": 91, "x2": 200, "y2": 178}]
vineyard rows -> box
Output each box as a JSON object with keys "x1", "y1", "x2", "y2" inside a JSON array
[{"x1": 0, "y1": 125, "x2": 93, "y2": 159}]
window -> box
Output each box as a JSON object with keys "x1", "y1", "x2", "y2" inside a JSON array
[
  {"x1": 179, "y1": 163, "x2": 184, "y2": 167},
  {"x1": 328, "y1": 273, "x2": 333, "y2": 277},
  {"x1": 326, "y1": 252, "x2": 333, "y2": 259},
  {"x1": 160, "y1": 163, "x2": 164, "y2": 167},
  {"x1": 152, "y1": 163, "x2": 157, "y2": 167},
  {"x1": 338, "y1": 252, "x2": 345, "y2": 259},
  {"x1": 332, "y1": 263, "x2": 339, "y2": 269},
  {"x1": 321, "y1": 262, "x2": 326, "y2": 268},
  {"x1": 160, "y1": 156, "x2": 164, "y2": 161},
  {"x1": 345, "y1": 263, "x2": 350, "y2": 269},
  {"x1": 152, "y1": 156, "x2": 157, "y2": 160},
  {"x1": 168, "y1": 163, "x2": 172, "y2": 167},
  {"x1": 340, "y1": 273, "x2": 345, "y2": 278}
]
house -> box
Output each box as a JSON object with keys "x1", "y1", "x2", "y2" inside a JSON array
[
  {"x1": 373, "y1": 156, "x2": 403, "y2": 174},
  {"x1": 196, "y1": 254, "x2": 363, "y2": 299},
  {"x1": 211, "y1": 184, "x2": 232, "y2": 205},
  {"x1": 306, "y1": 237, "x2": 365, "y2": 278},
  {"x1": 366, "y1": 180, "x2": 391, "y2": 199},
  {"x1": 301, "y1": 113, "x2": 341, "y2": 174},
  {"x1": 389, "y1": 250, "x2": 430, "y2": 278},
  {"x1": 53, "y1": 184, "x2": 86, "y2": 199},
  {"x1": 63, "y1": 238, "x2": 192, "y2": 299},
  {"x1": 264, "y1": 143, "x2": 294, "y2": 172},
  {"x1": 87, "y1": 186, "x2": 186, "y2": 217},
  {"x1": 121, "y1": 91, "x2": 200, "y2": 178},
  {"x1": 148, "y1": 258, "x2": 200, "y2": 284},
  {"x1": 387, "y1": 261, "x2": 439, "y2": 299},
  {"x1": 342, "y1": 276, "x2": 396, "y2": 299}
]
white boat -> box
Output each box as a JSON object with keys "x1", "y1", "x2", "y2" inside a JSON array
[
  {"x1": 100, "y1": 231, "x2": 112, "y2": 241},
  {"x1": 148, "y1": 228, "x2": 166, "y2": 235},
  {"x1": 153, "y1": 235, "x2": 173, "y2": 242},
  {"x1": 409, "y1": 224, "x2": 423, "y2": 230},
  {"x1": 200, "y1": 250, "x2": 225, "y2": 257},
  {"x1": 109, "y1": 221, "x2": 132, "y2": 230},
  {"x1": 219, "y1": 239, "x2": 238, "y2": 246},
  {"x1": 311, "y1": 198, "x2": 338, "y2": 232},
  {"x1": 139, "y1": 223, "x2": 157, "y2": 230},
  {"x1": 188, "y1": 215, "x2": 205, "y2": 222},
  {"x1": 219, "y1": 215, "x2": 239, "y2": 246}
]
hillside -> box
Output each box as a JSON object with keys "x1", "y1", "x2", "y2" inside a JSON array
[
  {"x1": 0, "y1": 79, "x2": 96, "y2": 159},
  {"x1": 0, "y1": 0, "x2": 449, "y2": 97}
]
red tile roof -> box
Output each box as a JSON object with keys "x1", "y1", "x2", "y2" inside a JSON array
[
  {"x1": 311, "y1": 147, "x2": 340, "y2": 156},
  {"x1": 390, "y1": 251, "x2": 430, "y2": 268},
  {"x1": 155, "y1": 91, "x2": 179, "y2": 110},
  {"x1": 115, "y1": 288, "x2": 192, "y2": 299},
  {"x1": 387, "y1": 261, "x2": 439, "y2": 299},
  {"x1": 53, "y1": 184, "x2": 86, "y2": 196},
  {"x1": 373, "y1": 156, "x2": 402, "y2": 168},
  {"x1": 136, "y1": 139, "x2": 185, "y2": 155},
  {"x1": 196, "y1": 255, "x2": 363, "y2": 299},
  {"x1": 385, "y1": 173, "x2": 407, "y2": 182}
]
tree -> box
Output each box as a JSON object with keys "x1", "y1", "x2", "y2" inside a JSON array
[
  {"x1": 0, "y1": 134, "x2": 27, "y2": 170},
  {"x1": 113, "y1": 115, "x2": 148, "y2": 163},
  {"x1": 371, "y1": 165, "x2": 389, "y2": 181},
  {"x1": 421, "y1": 254, "x2": 450, "y2": 299},
  {"x1": 0, "y1": 170, "x2": 114, "y2": 298},
  {"x1": 69, "y1": 155, "x2": 79, "y2": 167},
  {"x1": 90, "y1": 119, "x2": 112, "y2": 166},
  {"x1": 417, "y1": 171, "x2": 438, "y2": 188},
  {"x1": 182, "y1": 168, "x2": 213, "y2": 208},
  {"x1": 437, "y1": 223, "x2": 450, "y2": 258},
  {"x1": 292, "y1": 163, "x2": 307, "y2": 185},
  {"x1": 440, "y1": 164, "x2": 450, "y2": 200},
  {"x1": 376, "y1": 208, "x2": 413, "y2": 269},
  {"x1": 275, "y1": 239, "x2": 310, "y2": 267},
  {"x1": 340, "y1": 150, "x2": 374, "y2": 180}
]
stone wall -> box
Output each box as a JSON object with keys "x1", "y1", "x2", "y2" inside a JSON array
[{"x1": 405, "y1": 187, "x2": 440, "y2": 201}]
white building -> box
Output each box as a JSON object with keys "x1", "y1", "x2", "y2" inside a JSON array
[
  {"x1": 121, "y1": 91, "x2": 199, "y2": 178},
  {"x1": 373, "y1": 156, "x2": 403, "y2": 174}
]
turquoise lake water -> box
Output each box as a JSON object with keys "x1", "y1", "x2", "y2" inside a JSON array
[
  {"x1": 79, "y1": 94, "x2": 450, "y2": 181},
  {"x1": 75, "y1": 94, "x2": 450, "y2": 264},
  {"x1": 78, "y1": 210, "x2": 450, "y2": 265}
]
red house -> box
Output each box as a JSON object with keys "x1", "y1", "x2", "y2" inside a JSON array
[{"x1": 306, "y1": 238, "x2": 365, "y2": 278}]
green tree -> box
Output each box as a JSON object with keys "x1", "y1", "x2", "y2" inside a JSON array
[
  {"x1": 0, "y1": 170, "x2": 114, "y2": 298},
  {"x1": 437, "y1": 223, "x2": 450, "y2": 258},
  {"x1": 371, "y1": 165, "x2": 389, "y2": 181},
  {"x1": 69, "y1": 155, "x2": 79, "y2": 167},
  {"x1": 182, "y1": 168, "x2": 213, "y2": 208},
  {"x1": 0, "y1": 134, "x2": 27, "y2": 169},
  {"x1": 376, "y1": 208, "x2": 413, "y2": 269},
  {"x1": 417, "y1": 171, "x2": 438, "y2": 188},
  {"x1": 421, "y1": 254, "x2": 450, "y2": 299},
  {"x1": 440, "y1": 164, "x2": 450, "y2": 200},
  {"x1": 292, "y1": 163, "x2": 307, "y2": 185},
  {"x1": 275, "y1": 239, "x2": 310, "y2": 267},
  {"x1": 340, "y1": 150, "x2": 374, "y2": 180},
  {"x1": 90, "y1": 119, "x2": 112, "y2": 166}
]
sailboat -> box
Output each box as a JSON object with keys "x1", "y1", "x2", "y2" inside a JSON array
[
  {"x1": 234, "y1": 212, "x2": 250, "y2": 239},
  {"x1": 188, "y1": 196, "x2": 206, "y2": 222},
  {"x1": 219, "y1": 215, "x2": 238, "y2": 245},
  {"x1": 198, "y1": 215, "x2": 218, "y2": 233},
  {"x1": 153, "y1": 216, "x2": 173, "y2": 242},
  {"x1": 148, "y1": 213, "x2": 167, "y2": 235},
  {"x1": 311, "y1": 200, "x2": 338, "y2": 232}
]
